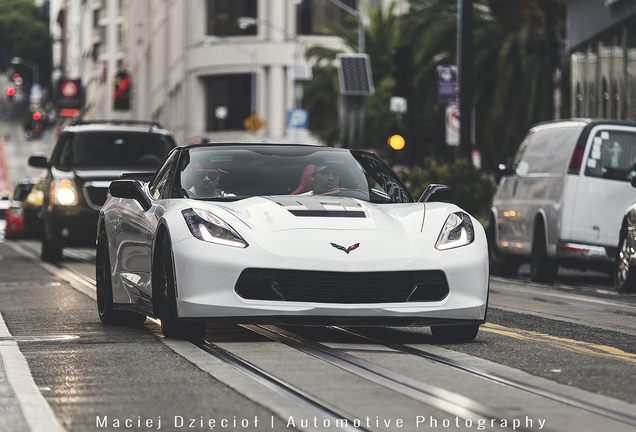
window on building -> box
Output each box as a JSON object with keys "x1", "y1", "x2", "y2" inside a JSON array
[
  {"x1": 297, "y1": 0, "x2": 357, "y2": 36},
  {"x1": 207, "y1": 0, "x2": 257, "y2": 36},
  {"x1": 205, "y1": 74, "x2": 252, "y2": 132}
]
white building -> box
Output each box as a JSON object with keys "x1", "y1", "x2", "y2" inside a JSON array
[{"x1": 57, "y1": 0, "x2": 407, "y2": 145}]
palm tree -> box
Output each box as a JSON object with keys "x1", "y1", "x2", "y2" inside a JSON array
[{"x1": 302, "y1": 2, "x2": 402, "y2": 152}]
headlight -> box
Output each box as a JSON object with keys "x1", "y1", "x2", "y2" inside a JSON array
[
  {"x1": 51, "y1": 179, "x2": 78, "y2": 206},
  {"x1": 435, "y1": 212, "x2": 475, "y2": 250},
  {"x1": 182, "y1": 208, "x2": 248, "y2": 248}
]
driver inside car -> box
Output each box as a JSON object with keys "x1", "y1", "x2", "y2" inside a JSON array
[{"x1": 302, "y1": 165, "x2": 341, "y2": 195}]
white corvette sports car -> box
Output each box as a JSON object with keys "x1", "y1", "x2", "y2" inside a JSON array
[{"x1": 97, "y1": 143, "x2": 489, "y2": 341}]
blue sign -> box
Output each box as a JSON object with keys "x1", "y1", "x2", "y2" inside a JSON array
[{"x1": 287, "y1": 109, "x2": 308, "y2": 129}]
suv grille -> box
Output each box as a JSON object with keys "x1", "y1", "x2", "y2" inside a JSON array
[
  {"x1": 84, "y1": 185, "x2": 110, "y2": 209},
  {"x1": 235, "y1": 269, "x2": 449, "y2": 303}
]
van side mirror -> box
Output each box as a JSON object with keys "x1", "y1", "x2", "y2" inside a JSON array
[
  {"x1": 418, "y1": 184, "x2": 455, "y2": 203},
  {"x1": 632, "y1": 176, "x2": 636, "y2": 188},
  {"x1": 109, "y1": 180, "x2": 152, "y2": 211},
  {"x1": 28, "y1": 155, "x2": 50, "y2": 168}
]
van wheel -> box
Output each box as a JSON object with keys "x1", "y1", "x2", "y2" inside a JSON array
[
  {"x1": 486, "y1": 220, "x2": 519, "y2": 277},
  {"x1": 531, "y1": 224, "x2": 558, "y2": 283},
  {"x1": 615, "y1": 227, "x2": 636, "y2": 292}
]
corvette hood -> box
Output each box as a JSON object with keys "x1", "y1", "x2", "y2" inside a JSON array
[{"x1": 208, "y1": 196, "x2": 426, "y2": 235}]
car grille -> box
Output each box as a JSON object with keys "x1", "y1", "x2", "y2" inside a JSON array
[
  {"x1": 83, "y1": 185, "x2": 110, "y2": 209},
  {"x1": 235, "y1": 269, "x2": 449, "y2": 303}
]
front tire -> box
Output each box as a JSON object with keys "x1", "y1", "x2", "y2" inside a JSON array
[
  {"x1": 96, "y1": 230, "x2": 146, "y2": 325},
  {"x1": 158, "y1": 235, "x2": 207, "y2": 339},
  {"x1": 615, "y1": 227, "x2": 636, "y2": 293},
  {"x1": 531, "y1": 223, "x2": 558, "y2": 283},
  {"x1": 431, "y1": 324, "x2": 479, "y2": 343}
]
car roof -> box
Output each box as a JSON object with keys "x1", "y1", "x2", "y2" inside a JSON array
[
  {"x1": 180, "y1": 142, "x2": 331, "y2": 150},
  {"x1": 63, "y1": 120, "x2": 173, "y2": 135}
]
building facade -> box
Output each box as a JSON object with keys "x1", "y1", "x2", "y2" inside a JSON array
[{"x1": 568, "y1": 0, "x2": 636, "y2": 121}]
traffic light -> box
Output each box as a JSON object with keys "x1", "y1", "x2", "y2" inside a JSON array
[
  {"x1": 388, "y1": 122, "x2": 406, "y2": 150},
  {"x1": 392, "y1": 44, "x2": 413, "y2": 98},
  {"x1": 32, "y1": 111, "x2": 43, "y2": 136},
  {"x1": 7, "y1": 87, "x2": 15, "y2": 101}
]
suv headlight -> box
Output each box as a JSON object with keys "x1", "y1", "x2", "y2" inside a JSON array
[
  {"x1": 182, "y1": 208, "x2": 248, "y2": 248},
  {"x1": 435, "y1": 212, "x2": 475, "y2": 250},
  {"x1": 51, "y1": 179, "x2": 78, "y2": 206}
]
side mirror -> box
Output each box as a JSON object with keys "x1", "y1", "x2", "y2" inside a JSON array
[
  {"x1": 109, "y1": 180, "x2": 152, "y2": 211},
  {"x1": 418, "y1": 184, "x2": 455, "y2": 203},
  {"x1": 631, "y1": 176, "x2": 636, "y2": 188},
  {"x1": 28, "y1": 155, "x2": 50, "y2": 168}
]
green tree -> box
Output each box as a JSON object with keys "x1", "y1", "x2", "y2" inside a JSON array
[
  {"x1": 303, "y1": 2, "x2": 402, "y2": 154},
  {"x1": 0, "y1": 0, "x2": 52, "y2": 87}
]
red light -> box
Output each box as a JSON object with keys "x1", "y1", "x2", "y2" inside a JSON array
[
  {"x1": 13, "y1": 73, "x2": 21, "y2": 81},
  {"x1": 33, "y1": 111, "x2": 41, "y2": 120},
  {"x1": 7, "y1": 87, "x2": 15, "y2": 96},
  {"x1": 35, "y1": 124, "x2": 43, "y2": 132},
  {"x1": 568, "y1": 147, "x2": 584, "y2": 174}
]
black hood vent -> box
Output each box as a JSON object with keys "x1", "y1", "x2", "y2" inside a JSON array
[{"x1": 289, "y1": 210, "x2": 365, "y2": 218}]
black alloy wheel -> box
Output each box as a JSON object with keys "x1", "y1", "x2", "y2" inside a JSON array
[
  {"x1": 158, "y1": 235, "x2": 207, "y2": 339},
  {"x1": 615, "y1": 227, "x2": 636, "y2": 293},
  {"x1": 530, "y1": 223, "x2": 558, "y2": 284}
]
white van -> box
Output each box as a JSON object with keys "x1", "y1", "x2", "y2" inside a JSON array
[{"x1": 488, "y1": 119, "x2": 636, "y2": 283}]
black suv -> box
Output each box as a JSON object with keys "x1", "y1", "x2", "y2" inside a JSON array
[{"x1": 28, "y1": 121, "x2": 176, "y2": 261}]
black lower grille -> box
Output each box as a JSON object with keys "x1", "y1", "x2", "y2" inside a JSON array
[{"x1": 235, "y1": 269, "x2": 449, "y2": 303}]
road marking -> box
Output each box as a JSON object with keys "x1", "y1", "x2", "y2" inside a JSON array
[
  {"x1": 0, "y1": 312, "x2": 67, "y2": 432},
  {"x1": 482, "y1": 323, "x2": 636, "y2": 365}
]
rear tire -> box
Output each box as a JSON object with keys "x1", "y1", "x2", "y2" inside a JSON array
[
  {"x1": 531, "y1": 223, "x2": 558, "y2": 283},
  {"x1": 486, "y1": 219, "x2": 520, "y2": 277},
  {"x1": 615, "y1": 227, "x2": 636, "y2": 293},
  {"x1": 158, "y1": 235, "x2": 207, "y2": 339},
  {"x1": 431, "y1": 324, "x2": 479, "y2": 343},
  {"x1": 96, "y1": 230, "x2": 146, "y2": 325}
]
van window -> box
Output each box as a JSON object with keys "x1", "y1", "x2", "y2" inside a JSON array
[
  {"x1": 512, "y1": 128, "x2": 579, "y2": 175},
  {"x1": 584, "y1": 130, "x2": 636, "y2": 182}
]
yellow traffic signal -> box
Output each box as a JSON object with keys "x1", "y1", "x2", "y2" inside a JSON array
[{"x1": 388, "y1": 134, "x2": 405, "y2": 150}]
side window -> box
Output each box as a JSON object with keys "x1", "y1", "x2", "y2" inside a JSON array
[
  {"x1": 584, "y1": 129, "x2": 636, "y2": 182},
  {"x1": 148, "y1": 151, "x2": 178, "y2": 200},
  {"x1": 512, "y1": 128, "x2": 579, "y2": 176}
]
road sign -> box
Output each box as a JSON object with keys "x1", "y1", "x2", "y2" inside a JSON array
[
  {"x1": 243, "y1": 113, "x2": 265, "y2": 134},
  {"x1": 57, "y1": 79, "x2": 82, "y2": 109},
  {"x1": 437, "y1": 65, "x2": 458, "y2": 105},
  {"x1": 286, "y1": 109, "x2": 309, "y2": 143},
  {"x1": 446, "y1": 104, "x2": 460, "y2": 146}
]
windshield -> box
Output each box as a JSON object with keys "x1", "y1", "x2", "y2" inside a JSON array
[
  {"x1": 174, "y1": 146, "x2": 413, "y2": 203},
  {"x1": 57, "y1": 132, "x2": 175, "y2": 169}
]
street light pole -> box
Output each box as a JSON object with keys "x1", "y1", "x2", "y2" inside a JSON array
[{"x1": 327, "y1": 0, "x2": 364, "y2": 53}]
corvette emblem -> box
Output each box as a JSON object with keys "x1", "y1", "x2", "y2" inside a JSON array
[{"x1": 331, "y1": 242, "x2": 360, "y2": 254}]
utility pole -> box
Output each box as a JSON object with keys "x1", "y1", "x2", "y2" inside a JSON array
[
  {"x1": 457, "y1": 0, "x2": 473, "y2": 161},
  {"x1": 545, "y1": 0, "x2": 558, "y2": 121}
]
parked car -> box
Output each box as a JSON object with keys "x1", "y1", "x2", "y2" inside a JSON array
[
  {"x1": 488, "y1": 119, "x2": 636, "y2": 283},
  {"x1": 3, "y1": 177, "x2": 39, "y2": 239},
  {"x1": 0, "y1": 197, "x2": 10, "y2": 240},
  {"x1": 20, "y1": 172, "x2": 46, "y2": 239},
  {"x1": 615, "y1": 177, "x2": 636, "y2": 292},
  {"x1": 28, "y1": 121, "x2": 176, "y2": 262},
  {"x1": 97, "y1": 143, "x2": 489, "y2": 340}
]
